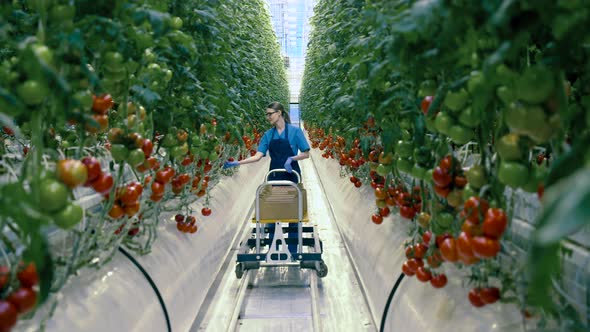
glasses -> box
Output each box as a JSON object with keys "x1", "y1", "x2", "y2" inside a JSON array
[{"x1": 265, "y1": 111, "x2": 278, "y2": 117}]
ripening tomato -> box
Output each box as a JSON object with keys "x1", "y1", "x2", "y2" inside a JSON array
[
  {"x1": 57, "y1": 159, "x2": 88, "y2": 188},
  {"x1": 109, "y1": 203, "x2": 125, "y2": 219},
  {"x1": 471, "y1": 236, "x2": 501, "y2": 258},
  {"x1": 426, "y1": 251, "x2": 443, "y2": 268},
  {"x1": 415, "y1": 266, "x2": 432, "y2": 282},
  {"x1": 432, "y1": 167, "x2": 452, "y2": 187},
  {"x1": 433, "y1": 184, "x2": 451, "y2": 198},
  {"x1": 430, "y1": 273, "x2": 447, "y2": 288},
  {"x1": 92, "y1": 94, "x2": 113, "y2": 114},
  {"x1": 439, "y1": 237, "x2": 458, "y2": 262},
  {"x1": 482, "y1": 208, "x2": 507, "y2": 239},
  {"x1": 421, "y1": 95, "x2": 434, "y2": 114},
  {"x1": 7, "y1": 287, "x2": 37, "y2": 313},
  {"x1": 120, "y1": 185, "x2": 141, "y2": 205},
  {"x1": 124, "y1": 201, "x2": 140, "y2": 217},
  {"x1": 17, "y1": 263, "x2": 38, "y2": 288}
]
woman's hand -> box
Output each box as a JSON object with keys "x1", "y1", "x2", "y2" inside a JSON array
[{"x1": 284, "y1": 157, "x2": 293, "y2": 173}]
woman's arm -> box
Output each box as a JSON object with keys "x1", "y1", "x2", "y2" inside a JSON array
[
  {"x1": 290, "y1": 150, "x2": 309, "y2": 161},
  {"x1": 237, "y1": 151, "x2": 264, "y2": 165}
]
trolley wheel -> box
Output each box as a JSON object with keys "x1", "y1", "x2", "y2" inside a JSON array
[
  {"x1": 316, "y1": 261, "x2": 328, "y2": 278},
  {"x1": 235, "y1": 263, "x2": 244, "y2": 279}
]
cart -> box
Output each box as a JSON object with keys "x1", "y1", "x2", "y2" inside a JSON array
[{"x1": 235, "y1": 169, "x2": 328, "y2": 278}]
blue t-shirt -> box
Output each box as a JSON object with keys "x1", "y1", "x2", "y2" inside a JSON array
[{"x1": 257, "y1": 124, "x2": 310, "y2": 156}]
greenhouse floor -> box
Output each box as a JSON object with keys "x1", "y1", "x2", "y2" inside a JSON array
[{"x1": 191, "y1": 155, "x2": 376, "y2": 331}]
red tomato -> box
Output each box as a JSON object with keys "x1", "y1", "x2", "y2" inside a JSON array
[
  {"x1": 415, "y1": 266, "x2": 432, "y2": 282},
  {"x1": 421, "y1": 95, "x2": 434, "y2": 114},
  {"x1": 17, "y1": 263, "x2": 38, "y2": 288},
  {"x1": 482, "y1": 208, "x2": 507, "y2": 238},
  {"x1": 439, "y1": 155, "x2": 453, "y2": 172},
  {"x1": 120, "y1": 185, "x2": 141, "y2": 206},
  {"x1": 433, "y1": 184, "x2": 451, "y2": 198},
  {"x1": 7, "y1": 287, "x2": 37, "y2": 313},
  {"x1": 432, "y1": 166, "x2": 453, "y2": 187},
  {"x1": 480, "y1": 287, "x2": 500, "y2": 304},
  {"x1": 91, "y1": 173, "x2": 114, "y2": 195},
  {"x1": 471, "y1": 236, "x2": 501, "y2": 258},
  {"x1": 456, "y1": 231, "x2": 475, "y2": 259},
  {"x1": 468, "y1": 288, "x2": 485, "y2": 307},
  {"x1": 81, "y1": 156, "x2": 102, "y2": 184},
  {"x1": 426, "y1": 250, "x2": 443, "y2": 268},
  {"x1": 461, "y1": 219, "x2": 482, "y2": 236},
  {"x1": 406, "y1": 258, "x2": 424, "y2": 272},
  {"x1": 371, "y1": 214, "x2": 383, "y2": 224},
  {"x1": 402, "y1": 262, "x2": 415, "y2": 276},
  {"x1": 379, "y1": 206, "x2": 390, "y2": 217},
  {"x1": 439, "y1": 237, "x2": 458, "y2": 262},
  {"x1": 453, "y1": 175, "x2": 467, "y2": 188},
  {"x1": 141, "y1": 139, "x2": 154, "y2": 157},
  {"x1": 463, "y1": 196, "x2": 489, "y2": 223},
  {"x1": 0, "y1": 300, "x2": 17, "y2": 331},
  {"x1": 57, "y1": 159, "x2": 88, "y2": 188},
  {"x1": 399, "y1": 205, "x2": 416, "y2": 219},
  {"x1": 422, "y1": 230, "x2": 432, "y2": 245},
  {"x1": 413, "y1": 243, "x2": 427, "y2": 259},
  {"x1": 374, "y1": 187, "x2": 388, "y2": 200},
  {"x1": 201, "y1": 207, "x2": 212, "y2": 216},
  {"x1": 430, "y1": 273, "x2": 447, "y2": 288}
]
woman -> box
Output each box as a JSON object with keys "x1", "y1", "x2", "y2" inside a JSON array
[
  {"x1": 223, "y1": 102, "x2": 310, "y2": 182},
  {"x1": 223, "y1": 102, "x2": 310, "y2": 253}
]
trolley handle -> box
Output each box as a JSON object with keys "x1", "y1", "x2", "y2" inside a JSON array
[
  {"x1": 265, "y1": 168, "x2": 301, "y2": 183},
  {"x1": 255, "y1": 180, "x2": 304, "y2": 222}
]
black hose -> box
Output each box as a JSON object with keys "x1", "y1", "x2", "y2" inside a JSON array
[
  {"x1": 380, "y1": 273, "x2": 405, "y2": 332},
  {"x1": 119, "y1": 247, "x2": 172, "y2": 332}
]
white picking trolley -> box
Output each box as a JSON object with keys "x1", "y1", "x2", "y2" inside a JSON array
[{"x1": 235, "y1": 169, "x2": 328, "y2": 278}]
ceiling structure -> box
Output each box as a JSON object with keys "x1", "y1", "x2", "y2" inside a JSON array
[{"x1": 265, "y1": 0, "x2": 317, "y2": 103}]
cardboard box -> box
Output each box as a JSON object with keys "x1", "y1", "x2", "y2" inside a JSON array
[{"x1": 257, "y1": 184, "x2": 307, "y2": 221}]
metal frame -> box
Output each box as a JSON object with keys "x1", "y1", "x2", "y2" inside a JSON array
[{"x1": 236, "y1": 169, "x2": 327, "y2": 278}]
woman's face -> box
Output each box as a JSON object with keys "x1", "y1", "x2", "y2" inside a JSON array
[{"x1": 265, "y1": 108, "x2": 280, "y2": 125}]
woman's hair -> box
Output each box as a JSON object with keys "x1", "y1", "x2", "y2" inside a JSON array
[{"x1": 266, "y1": 101, "x2": 290, "y2": 124}]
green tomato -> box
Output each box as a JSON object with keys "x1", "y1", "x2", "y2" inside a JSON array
[
  {"x1": 448, "y1": 125, "x2": 474, "y2": 145},
  {"x1": 496, "y1": 86, "x2": 515, "y2": 105},
  {"x1": 110, "y1": 144, "x2": 129, "y2": 162},
  {"x1": 466, "y1": 165, "x2": 487, "y2": 189},
  {"x1": 418, "y1": 80, "x2": 437, "y2": 97},
  {"x1": 458, "y1": 106, "x2": 481, "y2": 128},
  {"x1": 104, "y1": 52, "x2": 124, "y2": 68},
  {"x1": 208, "y1": 150, "x2": 219, "y2": 162},
  {"x1": 434, "y1": 112, "x2": 454, "y2": 135},
  {"x1": 425, "y1": 115, "x2": 437, "y2": 133},
  {"x1": 396, "y1": 157, "x2": 413, "y2": 173},
  {"x1": 467, "y1": 71, "x2": 485, "y2": 94},
  {"x1": 127, "y1": 148, "x2": 145, "y2": 166},
  {"x1": 162, "y1": 134, "x2": 177, "y2": 148},
  {"x1": 516, "y1": 65, "x2": 555, "y2": 104},
  {"x1": 396, "y1": 140, "x2": 414, "y2": 158},
  {"x1": 49, "y1": 5, "x2": 75, "y2": 22},
  {"x1": 495, "y1": 64, "x2": 518, "y2": 84},
  {"x1": 437, "y1": 212, "x2": 454, "y2": 228},
  {"x1": 17, "y1": 80, "x2": 49, "y2": 105},
  {"x1": 521, "y1": 105, "x2": 554, "y2": 143},
  {"x1": 376, "y1": 163, "x2": 391, "y2": 177},
  {"x1": 498, "y1": 161, "x2": 530, "y2": 188},
  {"x1": 462, "y1": 183, "x2": 477, "y2": 201},
  {"x1": 73, "y1": 90, "x2": 93, "y2": 110},
  {"x1": 496, "y1": 133, "x2": 523, "y2": 161},
  {"x1": 411, "y1": 163, "x2": 426, "y2": 180},
  {"x1": 53, "y1": 202, "x2": 83, "y2": 230},
  {"x1": 32, "y1": 44, "x2": 54, "y2": 65},
  {"x1": 504, "y1": 102, "x2": 528, "y2": 133},
  {"x1": 170, "y1": 17, "x2": 183, "y2": 30},
  {"x1": 40, "y1": 179, "x2": 69, "y2": 213},
  {"x1": 444, "y1": 88, "x2": 469, "y2": 112}
]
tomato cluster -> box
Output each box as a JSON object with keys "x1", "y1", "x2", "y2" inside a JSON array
[
  {"x1": 402, "y1": 233, "x2": 447, "y2": 289},
  {"x1": 0, "y1": 263, "x2": 39, "y2": 332},
  {"x1": 175, "y1": 214, "x2": 197, "y2": 234},
  {"x1": 468, "y1": 287, "x2": 501, "y2": 308},
  {"x1": 108, "y1": 182, "x2": 144, "y2": 219}
]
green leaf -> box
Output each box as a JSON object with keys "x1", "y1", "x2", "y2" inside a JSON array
[
  {"x1": 534, "y1": 168, "x2": 590, "y2": 244},
  {"x1": 545, "y1": 132, "x2": 589, "y2": 187},
  {"x1": 130, "y1": 85, "x2": 161, "y2": 107}
]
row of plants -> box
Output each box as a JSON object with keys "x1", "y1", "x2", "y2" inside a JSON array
[
  {"x1": 0, "y1": 0, "x2": 287, "y2": 330},
  {"x1": 301, "y1": 0, "x2": 589, "y2": 331}
]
